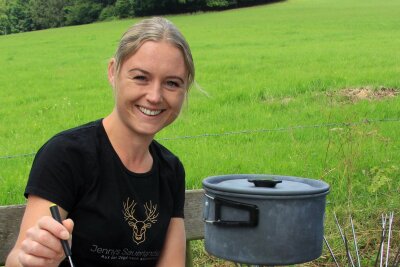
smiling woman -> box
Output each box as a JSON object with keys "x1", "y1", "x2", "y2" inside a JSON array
[
  {"x1": 107, "y1": 41, "x2": 188, "y2": 141},
  {"x1": 5, "y1": 17, "x2": 195, "y2": 267}
]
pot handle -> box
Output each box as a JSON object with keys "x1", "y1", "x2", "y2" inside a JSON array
[
  {"x1": 204, "y1": 194, "x2": 259, "y2": 227},
  {"x1": 248, "y1": 177, "x2": 282, "y2": 187}
]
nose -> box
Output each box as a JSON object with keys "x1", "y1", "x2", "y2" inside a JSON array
[{"x1": 146, "y1": 82, "x2": 163, "y2": 104}]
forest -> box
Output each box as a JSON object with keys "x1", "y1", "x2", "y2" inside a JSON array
[{"x1": 0, "y1": 0, "x2": 277, "y2": 34}]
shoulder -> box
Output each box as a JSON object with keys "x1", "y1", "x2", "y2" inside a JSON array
[
  {"x1": 26, "y1": 121, "x2": 104, "y2": 211},
  {"x1": 151, "y1": 140, "x2": 181, "y2": 164},
  {"x1": 151, "y1": 140, "x2": 184, "y2": 171},
  {"x1": 36, "y1": 119, "x2": 103, "y2": 159},
  {"x1": 52, "y1": 119, "x2": 101, "y2": 143}
]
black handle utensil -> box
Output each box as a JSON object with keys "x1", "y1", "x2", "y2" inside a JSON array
[{"x1": 49, "y1": 204, "x2": 75, "y2": 267}]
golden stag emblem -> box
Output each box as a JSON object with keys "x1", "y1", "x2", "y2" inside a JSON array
[{"x1": 122, "y1": 198, "x2": 159, "y2": 245}]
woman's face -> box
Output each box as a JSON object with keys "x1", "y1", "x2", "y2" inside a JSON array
[{"x1": 108, "y1": 41, "x2": 187, "y2": 138}]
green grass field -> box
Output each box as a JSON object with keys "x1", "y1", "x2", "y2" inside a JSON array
[{"x1": 1, "y1": 0, "x2": 400, "y2": 265}]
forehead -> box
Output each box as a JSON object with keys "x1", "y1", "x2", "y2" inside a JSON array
[{"x1": 121, "y1": 41, "x2": 187, "y2": 76}]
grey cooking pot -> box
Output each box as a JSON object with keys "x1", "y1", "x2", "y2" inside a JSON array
[{"x1": 202, "y1": 174, "x2": 330, "y2": 266}]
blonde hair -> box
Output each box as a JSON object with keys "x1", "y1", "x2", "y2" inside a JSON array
[{"x1": 114, "y1": 17, "x2": 195, "y2": 90}]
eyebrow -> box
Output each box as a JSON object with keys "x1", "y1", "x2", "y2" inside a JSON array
[
  {"x1": 128, "y1": 68, "x2": 150, "y2": 75},
  {"x1": 128, "y1": 68, "x2": 185, "y2": 84}
]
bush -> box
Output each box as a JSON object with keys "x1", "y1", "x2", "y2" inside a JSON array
[
  {"x1": 99, "y1": 5, "x2": 117, "y2": 21},
  {"x1": 64, "y1": 1, "x2": 103, "y2": 25},
  {"x1": 115, "y1": 0, "x2": 135, "y2": 18},
  {"x1": 0, "y1": 14, "x2": 9, "y2": 35},
  {"x1": 29, "y1": 0, "x2": 68, "y2": 30},
  {"x1": 5, "y1": 0, "x2": 33, "y2": 33},
  {"x1": 205, "y1": 0, "x2": 238, "y2": 9}
]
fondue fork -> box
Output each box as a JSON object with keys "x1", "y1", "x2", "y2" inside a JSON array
[
  {"x1": 350, "y1": 216, "x2": 361, "y2": 267},
  {"x1": 375, "y1": 214, "x2": 388, "y2": 267},
  {"x1": 385, "y1": 212, "x2": 394, "y2": 267},
  {"x1": 323, "y1": 236, "x2": 340, "y2": 267},
  {"x1": 334, "y1": 213, "x2": 355, "y2": 267},
  {"x1": 49, "y1": 204, "x2": 75, "y2": 267}
]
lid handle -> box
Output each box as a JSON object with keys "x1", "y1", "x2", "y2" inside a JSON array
[{"x1": 248, "y1": 177, "x2": 282, "y2": 188}]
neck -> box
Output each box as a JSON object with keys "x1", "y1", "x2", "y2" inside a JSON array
[{"x1": 103, "y1": 113, "x2": 153, "y2": 173}]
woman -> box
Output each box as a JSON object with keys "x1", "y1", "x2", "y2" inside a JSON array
[{"x1": 6, "y1": 17, "x2": 194, "y2": 267}]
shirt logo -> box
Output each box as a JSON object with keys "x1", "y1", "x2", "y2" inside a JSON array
[{"x1": 122, "y1": 197, "x2": 159, "y2": 245}]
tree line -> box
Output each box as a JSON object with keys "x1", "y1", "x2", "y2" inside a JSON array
[{"x1": 0, "y1": 0, "x2": 278, "y2": 35}]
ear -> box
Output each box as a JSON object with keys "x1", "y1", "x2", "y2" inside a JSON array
[{"x1": 108, "y1": 58, "x2": 116, "y2": 88}]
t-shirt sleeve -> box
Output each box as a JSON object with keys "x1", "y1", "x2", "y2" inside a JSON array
[
  {"x1": 171, "y1": 159, "x2": 185, "y2": 218},
  {"x1": 24, "y1": 135, "x2": 83, "y2": 212}
]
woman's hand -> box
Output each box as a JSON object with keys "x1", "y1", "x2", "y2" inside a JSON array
[
  {"x1": 18, "y1": 216, "x2": 74, "y2": 267},
  {"x1": 5, "y1": 195, "x2": 73, "y2": 267}
]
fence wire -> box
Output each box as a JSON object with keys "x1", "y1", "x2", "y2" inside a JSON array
[{"x1": 1, "y1": 118, "x2": 399, "y2": 160}]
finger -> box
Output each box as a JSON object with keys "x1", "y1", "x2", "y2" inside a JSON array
[
  {"x1": 37, "y1": 216, "x2": 70, "y2": 240},
  {"x1": 62, "y1": 218, "x2": 74, "y2": 248},
  {"x1": 25, "y1": 225, "x2": 64, "y2": 256},
  {"x1": 20, "y1": 238, "x2": 63, "y2": 260},
  {"x1": 18, "y1": 252, "x2": 58, "y2": 267},
  {"x1": 63, "y1": 218, "x2": 74, "y2": 235}
]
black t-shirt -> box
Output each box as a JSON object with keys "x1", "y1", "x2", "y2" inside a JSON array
[{"x1": 25, "y1": 119, "x2": 185, "y2": 267}]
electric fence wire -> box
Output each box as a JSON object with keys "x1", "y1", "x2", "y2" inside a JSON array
[{"x1": 1, "y1": 118, "x2": 399, "y2": 160}]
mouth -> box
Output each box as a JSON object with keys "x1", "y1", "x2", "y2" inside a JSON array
[{"x1": 138, "y1": 106, "x2": 165, "y2": 116}]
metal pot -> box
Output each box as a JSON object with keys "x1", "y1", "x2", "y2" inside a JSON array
[{"x1": 202, "y1": 174, "x2": 330, "y2": 266}]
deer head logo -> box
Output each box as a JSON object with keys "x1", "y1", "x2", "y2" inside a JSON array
[{"x1": 122, "y1": 198, "x2": 159, "y2": 245}]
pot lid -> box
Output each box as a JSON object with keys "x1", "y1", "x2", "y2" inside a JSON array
[{"x1": 202, "y1": 174, "x2": 330, "y2": 196}]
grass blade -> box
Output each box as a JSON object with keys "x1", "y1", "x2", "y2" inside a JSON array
[{"x1": 392, "y1": 246, "x2": 400, "y2": 267}]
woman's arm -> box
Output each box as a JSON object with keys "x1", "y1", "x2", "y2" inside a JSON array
[
  {"x1": 156, "y1": 217, "x2": 186, "y2": 267},
  {"x1": 5, "y1": 195, "x2": 73, "y2": 267}
]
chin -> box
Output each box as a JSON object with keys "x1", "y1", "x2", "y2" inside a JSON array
[{"x1": 136, "y1": 126, "x2": 165, "y2": 137}]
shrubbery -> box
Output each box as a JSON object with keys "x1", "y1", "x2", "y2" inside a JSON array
[{"x1": 64, "y1": 0, "x2": 103, "y2": 25}]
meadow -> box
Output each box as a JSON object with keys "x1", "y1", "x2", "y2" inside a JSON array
[{"x1": 1, "y1": 0, "x2": 400, "y2": 265}]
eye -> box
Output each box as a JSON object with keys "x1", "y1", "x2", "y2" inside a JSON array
[
  {"x1": 167, "y1": 81, "x2": 179, "y2": 87},
  {"x1": 133, "y1": 75, "x2": 147, "y2": 81},
  {"x1": 165, "y1": 80, "x2": 181, "y2": 89}
]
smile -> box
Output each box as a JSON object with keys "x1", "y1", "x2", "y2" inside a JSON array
[{"x1": 138, "y1": 106, "x2": 164, "y2": 116}]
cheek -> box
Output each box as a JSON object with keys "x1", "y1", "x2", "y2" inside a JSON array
[
  {"x1": 171, "y1": 99, "x2": 185, "y2": 116},
  {"x1": 113, "y1": 89, "x2": 124, "y2": 106},
  {"x1": 114, "y1": 83, "x2": 131, "y2": 103},
  {"x1": 172, "y1": 92, "x2": 186, "y2": 109}
]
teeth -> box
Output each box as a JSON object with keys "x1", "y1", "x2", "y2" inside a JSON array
[{"x1": 139, "y1": 106, "x2": 162, "y2": 116}]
